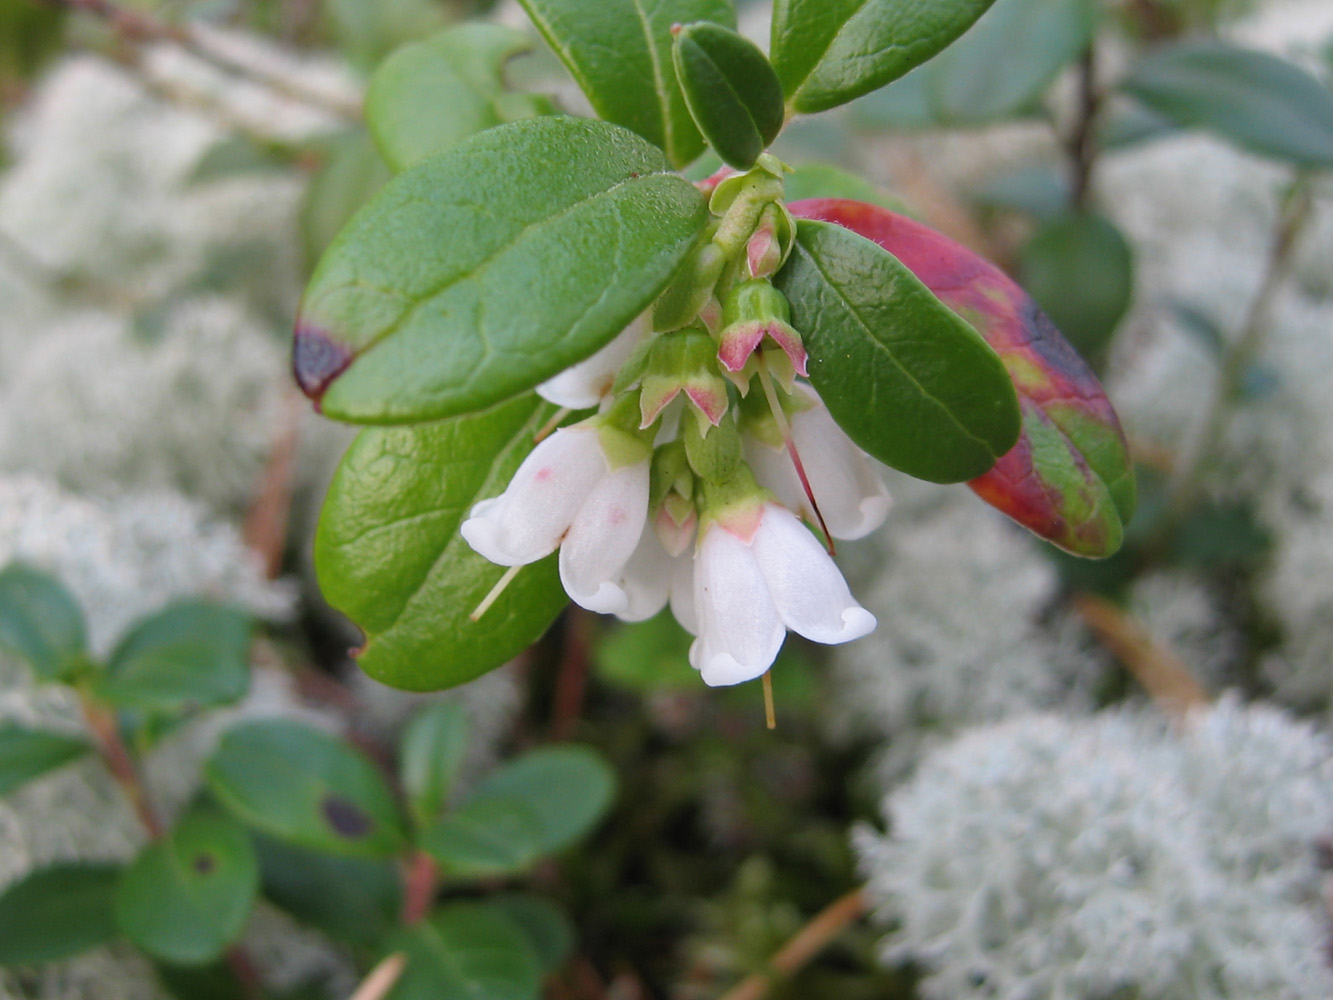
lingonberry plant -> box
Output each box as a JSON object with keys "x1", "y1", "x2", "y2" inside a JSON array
[{"x1": 295, "y1": 0, "x2": 1135, "y2": 698}]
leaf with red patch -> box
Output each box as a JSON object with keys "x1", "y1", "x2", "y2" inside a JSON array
[{"x1": 788, "y1": 198, "x2": 1135, "y2": 557}]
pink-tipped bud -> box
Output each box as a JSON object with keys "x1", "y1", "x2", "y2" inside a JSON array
[
  {"x1": 717, "y1": 280, "x2": 809, "y2": 382},
  {"x1": 655, "y1": 493, "x2": 697, "y2": 557},
  {"x1": 638, "y1": 328, "x2": 731, "y2": 428}
]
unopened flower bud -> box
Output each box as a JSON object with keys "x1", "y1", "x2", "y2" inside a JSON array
[
  {"x1": 684, "y1": 406, "x2": 742, "y2": 485},
  {"x1": 717, "y1": 280, "x2": 809, "y2": 386},
  {"x1": 639, "y1": 328, "x2": 731, "y2": 427},
  {"x1": 653, "y1": 241, "x2": 727, "y2": 332}
]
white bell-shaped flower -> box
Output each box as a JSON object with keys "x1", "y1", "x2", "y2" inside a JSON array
[
  {"x1": 689, "y1": 499, "x2": 876, "y2": 687},
  {"x1": 535, "y1": 314, "x2": 651, "y2": 410},
  {"x1": 461, "y1": 423, "x2": 649, "y2": 615},
  {"x1": 744, "y1": 384, "x2": 891, "y2": 541}
]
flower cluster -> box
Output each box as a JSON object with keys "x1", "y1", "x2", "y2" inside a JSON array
[{"x1": 461, "y1": 159, "x2": 888, "y2": 686}]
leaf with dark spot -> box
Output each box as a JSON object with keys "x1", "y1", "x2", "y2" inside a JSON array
[{"x1": 322, "y1": 795, "x2": 374, "y2": 840}]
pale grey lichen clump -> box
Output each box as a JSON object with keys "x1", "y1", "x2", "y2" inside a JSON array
[{"x1": 856, "y1": 699, "x2": 1333, "y2": 1000}]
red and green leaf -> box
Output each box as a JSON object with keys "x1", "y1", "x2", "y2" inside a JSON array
[{"x1": 788, "y1": 198, "x2": 1135, "y2": 557}]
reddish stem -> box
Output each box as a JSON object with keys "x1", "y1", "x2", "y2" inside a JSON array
[
  {"x1": 400, "y1": 851, "x2": 439, "y2": 925},
  {"x1": 549, "y1": 609, "x2": 594, "y2": 742}
]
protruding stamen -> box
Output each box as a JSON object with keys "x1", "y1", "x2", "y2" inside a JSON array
[
  {"x1": 534, "y1": 407, "x2": 571, "y2": 443},
  {"x1": 470, "y1": 564, "x2": 523, "y2": 621},
  {"x1": 762, "y1": 670, "x2": 777, "y2": 730},
  {"x1": 756, "y1": 357, "x2": 835, "y2": 555}
]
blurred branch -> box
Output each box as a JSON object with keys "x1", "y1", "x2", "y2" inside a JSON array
[
  {"x1": 1073, "y1": 593, "x2": 1211, "y2": 718},
  {"x1": 1066, "y1": 44, "x2": 1101, "y2": 211},
  {"x1": 714, "y1": 888, "x2": 867, "y2": 1000},
  {"x1": 348, "y1": 952, "x2": 408, "y2": 1000},
  {"x1": 31, "y1": 0, "x2": 362, "y2": 120},
  {"x1": 243, "y1": 390, "x2": 305, "y2": 579},
  {"x1": 550, "y1": 609, "x2": 595, "y2": 742},
  {"x1": 79, "y1": 694, "x2": 166, "y2": 839}
]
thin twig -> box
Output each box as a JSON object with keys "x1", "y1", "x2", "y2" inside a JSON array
[
  {"x1": 550, "y1": 608, "x2": 594, "y2": 742},
  {"x1": 1073, "y1": 593, "x2": 1211, "y2": 719},
  {"x1": 348, "y1": 952, "x2": 408, "y2": 1000},
  {"x1": 1066, "y1": 44, "x2": 1100, "y2": 211},
  {"x1": 716, "y1": 888, "x2": 867, "y2": 1000},
  {"x1": 79, "y1": 695, "x2": 165, "y2": 839}
]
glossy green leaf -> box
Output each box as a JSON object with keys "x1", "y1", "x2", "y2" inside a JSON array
[
  {"x1": 114, "y1": 808, "x2": 258, "y2": 965},
  {"x1": 673, "y1": 22, "x2": 784, "y2": 170},
  {"x1": 94, "y1": 603, "x2": 253, "y2": 714},
  {"x1": 255, "y1": 836, "x2": 401, "y2": 947},
  {"x1": 774, "y1": 219, "x2": 1021, "y2": 483},
  {"x1": 205, "y1": 720, "x2": 406, "y2": 858},
  {"x1": 314, "y1": 393, "x2": 569, "y2": 691},
  {"x1": 0, "y1": 563, "x2": 86, "y2": 681},
  {"x1": 0, "y1": 864, "x2": 120, "y2": 965},
  {"x1": 419, "y1": 796, "x2": 546, "y2": 877},
  {"x1": 1120, "y1": 42, "x2": 1333, "y2": 167},
  {"x1": 0, "y1": 724, "x2": 90, "y2": 797},
  {"x1": 770, "y1": 0, "x2": 998, "y2": 113},
  {"x1": 366, "y1": 24, "x2": 555, "y2": 173},
  {"x1": 466, "y1": 745, "x2": 616, "y2": 856},
  {"x1": 400, "y1": 702, "x2": 471, "y2": 827},
  {"x1": 926, "y1": 0, "x2": 1096, "y2": 123},
  {"x1": 488, "y1": 894, "x2": 575, "y2": 973},
  {"x1": 294, "y1": 116, "x2": 707, "y2": 423},
  {"x1": 386, "y1": 902, "x2": 542, "y2": 1000},
  {"x1": 516, "y1": 0, "x2": 735, "y2": 167},
  {"x1": 1020, "y1": 211, "x2": 1134, "y2": 363}
]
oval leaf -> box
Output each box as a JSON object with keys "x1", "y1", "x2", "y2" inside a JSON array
[
  {"x1": 773, "y1": 218, "x2": 1021, "y2": 483},
  {"x1": 465, "y1": 745, "x2": 616, "y2": 856},
  {"x1": 0, "y1": 864, "x2": 121, "y2": 965},
  {"x1": 791, "y1": 198, "x2": 1135, "y2": 556},
  {"x1": 1120, "y1": 41, "x2": 1333, "y2": 168},
  {"x1": 294, "y1": 116, "x2": 707, "y2": 423},
  {"x1": 419, "y1": 796, "x2": 546, "y2": 878},
  {"x1": 0, "y1": 724, "x2": 90, "y2": 797},
  {"x1": 315, "y1": 393, "x2": 569, "y2": 691},
  {"x1": 770, "y1": 0, "x2": 998, "y2": 114},
  {"x1": 673, "y1": 21, "x2": 784, "y2": 170},
  {"x1": 400, "y1": 702, "x2": 471, "y2": 827},
  {"x1": 516, "y1": 0, "x2": 735, "y2": 168},
  {"x1": 366, "y1": 24, "x2": 555, "y2": 172},
  {"x1": 205, "y1": 720, "x2": 407, "y2": 858},
  {"x1": 488, "y1": 894, "x2": 575, "y2": 973},
  {"x1": 95, "y1": 603, "x2": 253, "y2": 714},
  {"x1": 0, "y1": 563, "x2": 86, "y2": 681},
  {"x1": 114, "y1": 808, "x2": 258, "y2": 965},
  {"x1": 386, "y1": 901, "x2": 543, "y2": 1000}
]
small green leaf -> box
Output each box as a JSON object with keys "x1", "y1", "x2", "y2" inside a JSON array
[
  {"x1": 488, "y1": 894, "x2": 575, "y2": 973},
  {"x1": 400, "y1": 702, "x2": 471, "y2": 827},
  {"x1": 155, "y1": 960, "x2": 249, "y2": 1000},
  {"x1": 205, "y1": 720, "x2": 407, "y2": 858},
  {"x1": 673, "y1": 22, "x2": 784, "y2": 170},
  {"x1": 300, "y1": 130, "x2": 393, "y2": 271},
  {"x1": 593, "y1": 611, "x2": 698, "y2": 692},
  {"x1": 114, "y1": 808, "x2": 258, "y2": 965},
  {"x1": 366, "y1": 24, "x2": 555, "y2": 173},
  {"x1": 774, "y1": 219, "x2": 1021, "y2": 483},
  {"x1": 294, "y1": 116, "x2": 707, "y2": 423},
  {"x1": 314, "y1": 393, "x2": 569, "y2": 691},
  {"x1": 255, "y1": 836, "x2": 402, "y2": 947},
  {"x1": 783, "y1": 163, "x2": 905, "y2": 211},
  {"x1": 94, "y1": 603, "x2": 253, "y2": 714},
  {"x1": 0, "y1": 864, "x2": 121, "y2": 965},
  {"x1": 322, "y1": 0, "x2": 448, "y2": 73},
  {"x1": 770, "y1": 0, "x2": 998, "y2": 113},
  {"x1": 0, "y1": 563, "x2": 87, "y2": 681},
  {"x1": 1019, "y1": 211, "x2": 1134, "y2": 363},
  {"x1": 516, "y1": 0, "x2": 736, "y2": 167},
  {"x1": 0, "y1": 725, "x2": 90, "y2": 797},
  {"x1": 465, "y1": 745, "x2": 616, "y2": 857},
  {"x1": 419, "y1": 796, "x2": 545, "y2": 878},
  {"x1": 1121, "y1": 41, "x2": 1333, "y2": 167},
  {"x1": 386, "y1": 901, "x2": 543, "y2": 1000}
]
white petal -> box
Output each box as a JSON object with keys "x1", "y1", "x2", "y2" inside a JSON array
[
  {"x1": 536, "y1": 315, "x2": 649, "y2": 409},
  {"x1": 789, "y1": 398, "x2": 892, "y2": 540},
  {"x1": 559, "y1": 461, "x2": 649, "y2": 614},
  {"x1": 750, "y1": 504, "x2": 877, "y2": 645},
  {"x1": 688, "y1": 525, "x2": 784, "y2": 686},
  {"x1": 669, "y1": 547, "x2": 698, "y2": 635},
  {"x1": 615, "y1": 525, "x2": 673, "y2": 623},
  {"x1": 460, "y1": 426, "x2": 606, "y2": 565},
  {"x1": 743, "y1": 435, "x2": 806, "y2": 515}
]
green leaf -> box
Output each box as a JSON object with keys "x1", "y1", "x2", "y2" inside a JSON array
[
  {"x1": 419, "y1": 796, "x2": 545, "y2": 878},
  {"x1": 783, "y1": 164, "x2": 905, "y2": 211},
  {"x1": 774, "y1": 219, "x2": 1021, "y2": 483},
  {"x1": 386, "y1": 901, "x2": 543, "y2": 1000},
  {"x1": 114, "y1": 808, "x2": 258, "y2": 965},
  {"x1": 465, "y1": 745, "x2": 616, "y2": 857},
  {"x1": 400, "y1": 702, "x2": 471, "y2": 827},
  {"x1": 925, "y1": 0, "x2": 1096, "y2": 124},
  {"x1": 0, "y1": 864, "x2": 121, "y2": 965},
  {"x1": 94, "y1": 603, "x2": 253, "y2": 714},
  {"x1": 672, "y1": 22, "x2": 784, "y2": 170},
  {"x1": 593, "y1": 610, "x2": 698, "y2": 692},
  {"x1": 1019, "y1": 211, "x2": 1133, "y2": 363},
  {"x1": 0, "y1": 0, "x2": 65, "y2": 84},
  {"x1": 516, "y1": 0, "x2": 735, "y2": 168},
  {"x1": 205, "y1": 720, "x2": 407, "y2": 858},
  {"x1": 155, "y1": 960, "x2": 249, "y2": 1000},
  {"x1": 300, "y1": 130, "x2": 392, "y2": 270},
  {"x1": 0, "y1": 724, "x2": 90, "y2": 797},
  {"x1": 770, "y1": 0, "x2": 998, "y2": 114},
  {"x1": 294, "y1": 116, "x2": 707, "y2": 423},
  {"x1": 322, "y1": 0, "x2": 448, "y2": 73},
  {"x1": 314, "y1": 393, "x2": 569, "y2": 691},
  {"x1": 0, "y1": 563, "x2": 87, "y2": 681},
  {"x1": 366, "y1": 24, "x2": 555, "y2": 173},
  {"x1": 254, "y1": 836, "x2": 401, "y2": 947},
  {"x1": 488, "y1": 894, "x2": 575, "y2": 973},
  {"x1": 1120, "y1": 41, "x2": 1333, "y2": 168},
  {"x1": 971, "y1": 165, "x2": 1070, "y2": 220}
]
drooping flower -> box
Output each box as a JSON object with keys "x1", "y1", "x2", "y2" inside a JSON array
[
  {"x1": 460, "y1": 422, "x2": 650, "y2": 615},
  {"x1": 535, "y1": 314, "x2": 651, "y2": 410},
  {"x1": 690, "y1": 492, "x2": 876, "y2": 687}
]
